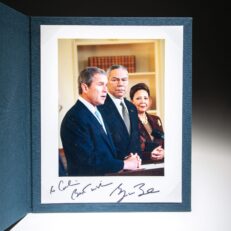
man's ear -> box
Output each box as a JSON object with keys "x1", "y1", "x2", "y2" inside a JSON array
[{"x1": 81, "y1": 83, "x2": 88, "y2": 93}]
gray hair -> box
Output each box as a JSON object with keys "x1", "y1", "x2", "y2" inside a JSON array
[{"x1": 106, "y1": 64, "x2": 128, "y2": 76}]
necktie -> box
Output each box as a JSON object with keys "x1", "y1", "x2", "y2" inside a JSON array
[
  {"x1": 120, "y1": 101, "x2": 130, "y2": 134},
  {"x1": 95, "y1": 109, "x2": 107, "y2": 134}
]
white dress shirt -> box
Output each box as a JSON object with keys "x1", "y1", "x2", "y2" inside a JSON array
[
  {"x1": 108, "y1": 93, "x2": 128, "y2": 118},
  {"x1": 78, "y1": 96, "x2": 107, "y2": 133}
]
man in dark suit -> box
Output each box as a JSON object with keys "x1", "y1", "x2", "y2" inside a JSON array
[
  {"x1": 61, "y1": 67, "x2": 140, "y2": 176},
  {"x1": 98, "y1": 65, "x2": 142, "y2": 160}
]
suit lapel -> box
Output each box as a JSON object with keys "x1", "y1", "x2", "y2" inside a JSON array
[
  {"x1": 107, "y1": 96, "x2": 130, "y2": 137},
  {"x1": 103, "y1": 123, "x2": 116, "y2": 153},
  {"x1": 78, "y1": 101, "x2": 116, "y2": 153},
  {"x1": 124, "y1": 99, "x2": 135, "y2": 135}
]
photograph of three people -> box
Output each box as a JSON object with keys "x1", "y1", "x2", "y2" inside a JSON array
[{"x1": 58, "y1": 39, "x2": 165, "y2": 177}]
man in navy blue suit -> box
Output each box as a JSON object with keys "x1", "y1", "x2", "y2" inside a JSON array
[
  {"x1": 98, "y1": 65, "x2": 142, "y2": 160},
  {"x1": 61, "y1": 67, "x2": 141, "y2": 176}
]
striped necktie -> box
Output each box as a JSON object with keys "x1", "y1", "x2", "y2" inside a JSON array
[{"x1": 120, "y1": 101, "x2": 130, "y2": 134}]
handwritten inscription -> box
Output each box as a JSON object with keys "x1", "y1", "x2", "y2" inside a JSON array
[
  {"x1": 110, "y1": 182, "x2": 160, "y2": 202},
  {"x1": 49, "y1": 180, "x2": 160, "y2": 203}
]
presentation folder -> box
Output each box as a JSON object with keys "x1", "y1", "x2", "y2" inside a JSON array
[{"x1": 0, "y1": 3, "x2": 192, "y2": 230}]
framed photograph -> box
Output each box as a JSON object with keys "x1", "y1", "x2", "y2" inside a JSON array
[{"x1": 31, "y1": 17, "x2": 192, "y2": 211}]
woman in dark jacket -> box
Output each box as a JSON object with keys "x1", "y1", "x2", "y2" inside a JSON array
[{"x1": 130, "y1": 83, "x2": 164, "y2": 161}]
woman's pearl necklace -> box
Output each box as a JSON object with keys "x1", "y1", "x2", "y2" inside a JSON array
[{"x1": 139, "y1": 114, "x2": 148, "y2": 125}]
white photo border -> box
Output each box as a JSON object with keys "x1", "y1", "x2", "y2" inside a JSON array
[{"x1": 41, "y1": 25, "x2": 183, "y2": 203}]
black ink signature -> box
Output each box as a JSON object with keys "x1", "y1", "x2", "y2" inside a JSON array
[
  {"x1": 90, "y1": 181, "x2": 113, "y2": 191},
  {"x1": 50, "y1": 179, "x2": 80, "y2": 194},
  {"x1": 109, "y1": 183, "x2": 135, "y2": 203},
  {"x1": 50, "y1": 185, "x2": 55, "y2": 194},
  {"x1": 71, "y1": 181, "x2": 113, "y2": 200},
  {"x1": 71, "y1": 183, "x2": 92, "y2": 200},
  {"x1": 58, "y1": 180, "x2": 80, "y2": 191},
  {"x1": 110, "y1": 182, "x2": 160, "y2": 202},
  {"x1": 134, "y1": 183, "x2": 160, "y2": 197},
  {"x1": 49, "y1": 180, "x2": 114, "y2": 200},
  {"x1": 49, "y1": 180, "x2": 159, "y2": 202}
]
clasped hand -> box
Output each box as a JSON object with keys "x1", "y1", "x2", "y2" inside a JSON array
[
  {"x1": 123, "y1": 153, "x2": 141, "y2": 170},
  {"x1": 151, "y1": 146, "x2": 164, "y2": 161}
]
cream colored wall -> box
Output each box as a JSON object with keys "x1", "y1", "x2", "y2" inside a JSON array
[
  {"x1": 58, "y1": 39, "x2": 77, "y2": 148},
  {"x1": 155, "y1": 39, "x2": 165, "y2": 128}
]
